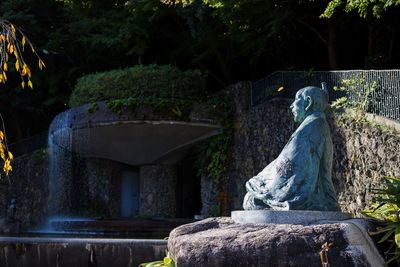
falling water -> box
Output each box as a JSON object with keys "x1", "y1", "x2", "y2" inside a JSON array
[{"x1": 47, "y1": 110, "x2": 73, "y2": 217}]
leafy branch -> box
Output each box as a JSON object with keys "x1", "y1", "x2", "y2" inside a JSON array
[
  {"x1": 363, "y1": 176, "x2": 400, "y2": 265},
  {"x1": 0, "y1": 20, "x2": 45, "y2": 176},
  {"x1": 0, "y1": 20, "x2": 45, "y2": 89},
  {"x1": 331, "y1": 76, "x2": 377, "y2": 119}
]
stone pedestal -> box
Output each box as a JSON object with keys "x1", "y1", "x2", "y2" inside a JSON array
[
  {"x1": 231, "y1": 210, "x2": 352, "y2": 224},
  {"x1": 168, "y1": 217, "x2": 384, "y2": 267}
]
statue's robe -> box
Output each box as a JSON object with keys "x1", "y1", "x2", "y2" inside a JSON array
[{"x1": 243, "y1": 112, "x2": 339, "y2": 211}]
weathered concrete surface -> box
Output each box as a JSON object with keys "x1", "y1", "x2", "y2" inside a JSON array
[
  {"x1": 49, "y1": 102, "x2": 220, "y2": 166},
  {"x1": 0, "y1": 237, "x2": 167, "y2": 267},
  {"x1": 168, "y1": 217, "x2": 384, "y2": 267}
]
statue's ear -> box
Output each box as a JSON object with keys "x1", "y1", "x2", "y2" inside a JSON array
[{"x1": 305, "y1": 96, "x2": 312, "y2": 111}]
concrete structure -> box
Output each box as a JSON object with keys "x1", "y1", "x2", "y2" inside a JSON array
[
  {"x1": 49, "y1": 101, "x2": 220, "y2": 165},
  {"x1": 0, "y1": 236, "x2": 167, "y2": 267},
  {"x1": 231, "y1": 210, "x2": 352, "y2": 224}
]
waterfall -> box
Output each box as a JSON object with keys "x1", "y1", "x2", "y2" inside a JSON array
[{"x1": 47, "y1": 110, "x2": 73, "y2": 217}]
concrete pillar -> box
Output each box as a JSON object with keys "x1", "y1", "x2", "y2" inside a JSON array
[{"x1": 139, "y1": 165, "x2": 177, "y2": 218}]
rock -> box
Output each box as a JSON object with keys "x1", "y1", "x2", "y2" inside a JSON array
[{"x1": 168, "y1": 217, "x2": 384, "y2": 267}]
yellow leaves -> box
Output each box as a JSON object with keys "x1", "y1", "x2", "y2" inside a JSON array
[
  {"x1": 21, "y1": 63, "x2": 31, "y2": 78},
  {"x1": 0, "y1": 72, "x2": 7, "y2": 84},
  {"x1": 38, "y1": 59, "x2": 45, "y2": 70},
  {"x1": 7, "y1": 43, "x2": 14, "y2": 53},
  {"x1": 0, "y1": 149, "x2": 5, "y2": 162},
  {"x1": 10, "y1": 24, "x2": 16, "y2": 33},
  {"x1": 0, "y1": 21, "x2": 45, "y2": 89},
  {"x1": 0, "y1": 131, "x2": 13, "y2": 176},
  {"x1": 3, "y1": 158, "x2": 12, "y2": 176}
]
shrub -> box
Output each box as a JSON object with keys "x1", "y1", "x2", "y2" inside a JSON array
[
  {"x1": 363, "y1": 176, "x2": 400, "y2": 265},
  {"x1": 69, "y1": 64, "x2": 206, "y2": 107}
]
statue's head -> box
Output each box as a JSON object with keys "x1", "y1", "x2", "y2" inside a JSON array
[{"x1": 290, "y1": 86, "x2": 328, "y2": 123}]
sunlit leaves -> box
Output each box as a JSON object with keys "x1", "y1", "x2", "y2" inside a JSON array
[
  {"x1": 363, "y1": 176, "x2": 400, "y2": 265},
  {"x1": 160, "y1": 0, "x2": 224, "y2": 8},
  {"x1": 0, "y1": 129, "x2": 13, "y2": 176},
  {"x1": 0, "y1": 20, "x2": 45, "y2": 89},
  {"x1": 160, "y1": 0, "x2": 193, "y2": 6},
  {"x1": 321, "y1": 0, "x2": 400, "y2": 18}
]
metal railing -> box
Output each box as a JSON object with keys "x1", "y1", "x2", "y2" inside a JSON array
[
  {"x1": 8, "y1": 131, "x2": 48, "y2": 157},
  {"x1": 251, "y1": 70, "x2": 400, "y2": 121}
]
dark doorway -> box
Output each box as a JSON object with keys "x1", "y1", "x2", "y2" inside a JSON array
[
  {"x1": 120, "y1": 169, "x2": 140, "y2": 218},
  {"x1": 176, "y1": 155, "x2": 201, "y2": 218}
]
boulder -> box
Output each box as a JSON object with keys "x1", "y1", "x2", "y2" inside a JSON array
[{"x1": 168, "y1": 217, "x2": 384, "y2": 267}]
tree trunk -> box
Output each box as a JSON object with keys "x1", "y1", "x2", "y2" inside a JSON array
[
  {"x1": 327, "y1": 22, "x2": 339, "y2": 69},
  {"x1": 368, "y1": 24, "x2": 376, "y2": 57}
]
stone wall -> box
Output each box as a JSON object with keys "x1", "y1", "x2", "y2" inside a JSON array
[
  {"x1": 1, "y1": 147, "x2": 180, "y2": 229},
  {"x1": 140, "y1": 165, "x2": 177, "y2": 218},
  {"x1": 0, "y1": 149, "x2": 49, "y2": 228},
  {"x1": 331, "y1": 115, "x2": 400, "y2": 215},
  {"x1": 205, "y1": 82, "x2": 400, "y2": 216},
  {"x1": 84, "y1": 158, "x2": 125, "y2": 217},
  {"x1": 47, "y1": 145, "x2": 127, "y2": 219}
]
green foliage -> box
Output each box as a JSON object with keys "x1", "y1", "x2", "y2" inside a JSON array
[
  {"x1": 363, "y1": 176, "x2": 400, "y2": 265},
  {"x1": 331, "y1": 76, "x2": 377, "y2": 115},
  {"x1": 208, "y1": 204, "x2": 221, "y2": 217},
  {"x1": 322, "y1": 0, "x2": 400, "y2": 18},
  {"x1": 139, "y1": 251, "x2": 175, "y2": 267},
  {"x1": 196, "y1": 94, "x2": 234, "y2": 183},
  {"x1": 69, "y1": 65, "x2": 206, "y2": 116}
]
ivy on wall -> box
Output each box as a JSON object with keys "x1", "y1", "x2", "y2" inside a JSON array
[{"x1": 195, "y1": 93, "x2": 234, "y2": 183}]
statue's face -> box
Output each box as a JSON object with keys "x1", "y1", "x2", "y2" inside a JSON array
[{"x1": 290, "y1": 92, "x2": 306, "y2": 123}]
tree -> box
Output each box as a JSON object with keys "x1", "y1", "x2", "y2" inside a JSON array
[
  {"x1": 322, "y1": 0, "x2": 400, "y2": 68},
  {"x1": 0, "y1": 19, "x2": 45, "y2": 176},
  {"x1": 322, "y1": 0, "x2": 400, "y2": 18}
]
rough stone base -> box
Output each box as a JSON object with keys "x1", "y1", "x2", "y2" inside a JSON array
[{"x1": 168, "y1": 217, "x2": 384, "y2": 267}]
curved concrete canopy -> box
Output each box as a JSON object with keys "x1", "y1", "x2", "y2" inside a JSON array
[{"x1": 49, "y1": 102, "x2": 220, "y2": 165}]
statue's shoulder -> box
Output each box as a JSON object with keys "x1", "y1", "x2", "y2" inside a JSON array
[
  {"x1": 295, "y1": 113, "x2": 329, "y2": 143},
  {"x1": 300, "y1": 113, "x2": 327, "y2": 130}
]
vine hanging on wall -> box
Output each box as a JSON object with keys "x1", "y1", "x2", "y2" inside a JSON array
[{"x1": 196, "y1": 93, "x2": 234, "y2": 184}]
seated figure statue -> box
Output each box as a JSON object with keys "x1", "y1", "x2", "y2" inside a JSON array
[{"x1": 243, "y1": 86, "x2": 340, "y2": 211}]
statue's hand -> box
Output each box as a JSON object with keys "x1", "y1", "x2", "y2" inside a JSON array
[{"x1": 246, "y1": 177, "x2": 269, "y2": 194}]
